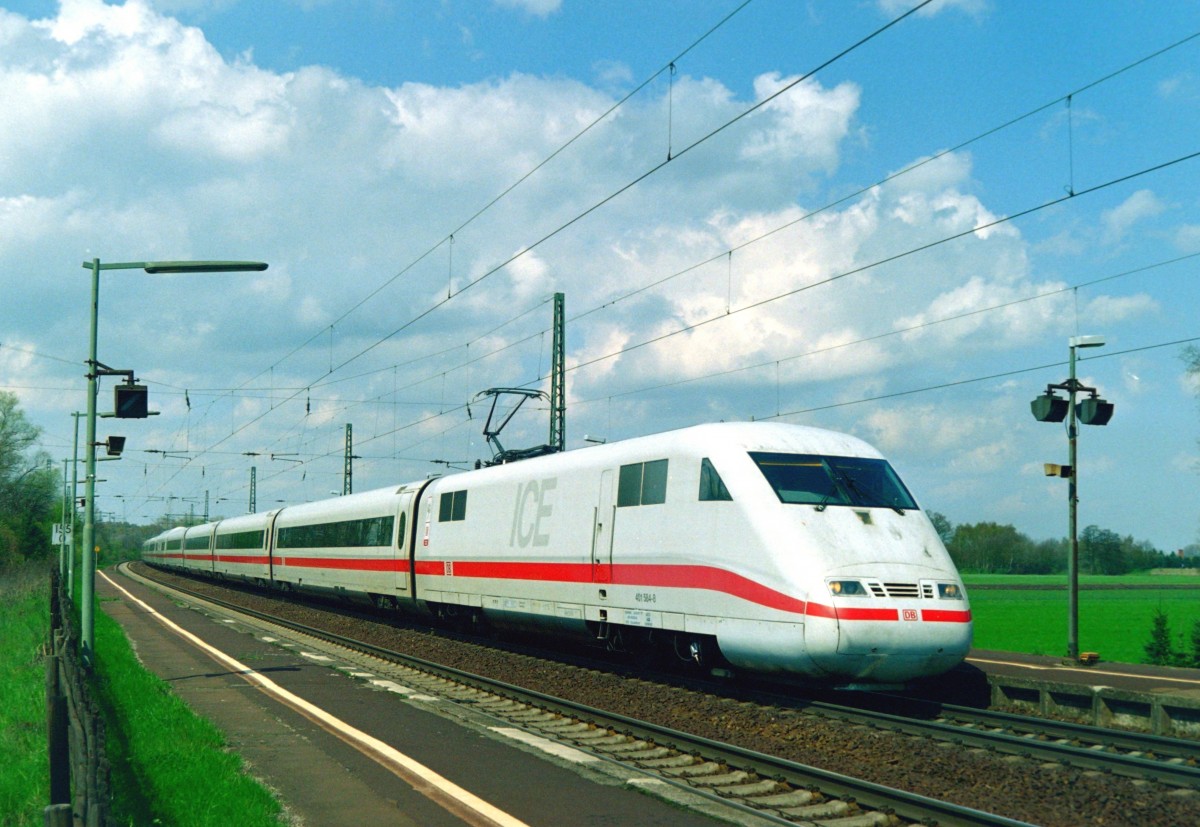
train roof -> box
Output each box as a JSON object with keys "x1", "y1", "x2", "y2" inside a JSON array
[
  {"x1": 427, "y1": 421, "x2": 887, "y2": 486},
  {"x1": 609, "y1": 421, "x2": 884, "y2": 459},
  {"x1": 145, "y1": 525, "x2": 187, "y2": 542}
]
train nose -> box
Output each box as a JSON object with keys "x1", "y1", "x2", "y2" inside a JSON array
[{"x1": 804, "y1": 602, "x2": 972, "y2": 683}]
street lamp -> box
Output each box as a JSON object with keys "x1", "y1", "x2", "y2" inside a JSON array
[
  {"x1": 1029, "y1": 334, "x2": 1114, "y2": 662},
  {"x1": 79, "y1": 258, "x2": 267, "y2": 667}
]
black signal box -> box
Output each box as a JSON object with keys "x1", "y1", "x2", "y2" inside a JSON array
[{"x1": 114, "y1": 383, "x2": 148, "y2": 419}]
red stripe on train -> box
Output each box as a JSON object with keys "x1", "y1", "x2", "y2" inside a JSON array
[
  {"x1": 274, "y1": 556, "x2": 407, "y2": 572},
  {"x1": 214, "y1": 554, "x2": 970, "y2": 623},
  {"x1": 921, "y1": 608, "x2": 972, "y2": 623}
]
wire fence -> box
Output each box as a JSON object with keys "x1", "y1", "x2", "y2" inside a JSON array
[{"x1": 44, "y1": 566, "x2": 111, "y2": 827}]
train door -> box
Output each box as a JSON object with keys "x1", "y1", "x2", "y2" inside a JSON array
[
  {"x1": 394, "y1": 488, "x2": 414, "y2": 600},
  {"x1": 401, "y1": 478, "x2": 436, "y2": 602},
  {"x1": 266, "y1": 510, "x2": 283, "y2": 586},
  {"x1": 592, "y1": 469, "x2": 615, "y2": 583}
]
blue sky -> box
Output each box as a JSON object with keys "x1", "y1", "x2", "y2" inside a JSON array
[{"x1": 1, "y1": 0, "x2": 1198, "y2": 552}]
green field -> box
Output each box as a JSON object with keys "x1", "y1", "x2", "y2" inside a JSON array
[{"x1": 963, "y1": 574, "x2": 1200, "y2": 663}]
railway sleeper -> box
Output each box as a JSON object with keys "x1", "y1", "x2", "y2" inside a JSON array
[
  {"x1": 715, "y1": 778, "x2": 785, "y2": 797},
  {"x1": 748, "y1": 789, "x2": 819, "y2": 808},
  {"x1": 680, "y1": 768, "x2": 754, "y2": 787}
]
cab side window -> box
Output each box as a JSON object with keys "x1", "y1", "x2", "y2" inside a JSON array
[
  {"x1": 617, "y1": 459, "x2": 668, "y2": 507},
  {"x1": 698, "y1": 458, "x2": 732, "y2": 501}
]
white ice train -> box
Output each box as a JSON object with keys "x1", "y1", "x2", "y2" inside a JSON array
[{"x1": 143, "y1": 422, "x2": 972, "y2": 686}]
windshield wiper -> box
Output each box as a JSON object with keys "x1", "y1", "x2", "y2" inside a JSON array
[{"x1": 834, "y1": 469, "x2": 905, "y2": 515}]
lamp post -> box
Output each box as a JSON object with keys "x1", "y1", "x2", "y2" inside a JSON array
[
  {"x1": 1030, "y1": 334, "x2": 1114, "y2": 662},
  {"x1": 80, "y1": 258, "x2": 267, "y2": 668}
]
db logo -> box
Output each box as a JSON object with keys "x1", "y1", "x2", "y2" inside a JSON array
[{"x1": 902, "y1": 609, "x2": 918, "y2": 621}]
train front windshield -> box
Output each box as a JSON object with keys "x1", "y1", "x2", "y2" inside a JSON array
[{"x1": 749, "y1": 452, "x2": 918, "y2": 511}]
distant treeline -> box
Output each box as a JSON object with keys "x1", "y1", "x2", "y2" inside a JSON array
[{"x1": 928, "y1": 513, "x2": 1193, "y2": 575}]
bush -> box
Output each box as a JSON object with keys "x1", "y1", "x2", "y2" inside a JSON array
[
  {"x1": 1143, "y1": 609, "x2": 1175, "y2": 666},
  {"x1": 1191, "y1": 619, "x2": 1200, "y2": 669}
]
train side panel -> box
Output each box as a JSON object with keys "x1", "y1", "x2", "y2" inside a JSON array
[
  {"x1": 417, "y1": 453, "x2": 598, "y2": 634},
  {"x1": 181, "y1": 524, "x2": 215, "y2": 575},
  {"x1": 269, "y1": 485, "x2": 412, "y2": 604},
  {"x1": 211, "y1": 511, "x2": 277, "y2": 584},
  {"x1": 147, "y1": 526, "x2": 188, "y2": 571}
]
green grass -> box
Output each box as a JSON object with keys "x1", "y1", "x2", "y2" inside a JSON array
[
  {"x1": 0, "y1": 562, "x2": 51, "y2": 827},
  {"x1": 0, "y1": 560, "x2": 284, "y2": 827},
  {"x1": 964, "y1": 572, "x2": 1200, "y2": 587},
  {"x1": 965, "y1": 576, "x2": 1200, "y2": 662},
  {"x1": 93, "y1": 595, "x2": 285, "y2": 826}
]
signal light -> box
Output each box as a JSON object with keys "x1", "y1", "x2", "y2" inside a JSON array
[
  {"x1": 105, "y1": 436, "x2": 126, "y2": 457},
  {"x1": 1030, "y1": 392, "x2": 1068, "y2": 422},
  {"x1": 1077, "y1": 397, "x2": 1114, "y2": 426},
  {"x1": 114, "y1": 383, "x2": 148, "y2": 419}
]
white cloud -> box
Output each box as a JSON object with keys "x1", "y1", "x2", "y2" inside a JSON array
[
  {"x1": 1082, "y1": 293, "x2": 1158, "y2": 325},
  {"x1": 741, "y1": 75, "x2": 860, "y2": 172},
  {"x1": 1174, "y1": 224, "x2": 1200, "y2": 251},
  {"x1": 877, "y1": 0, "x2": 990, "y2": 19},
  {"x1": 492, "y1": 0, "x2": 562, "y2": 18},
  {"x1": 1101, "y1": 189, "x2": 1166, "y2": 245}
]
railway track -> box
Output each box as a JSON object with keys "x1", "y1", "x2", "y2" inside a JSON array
[
  {"x1": 124, "y1": 563, "x2": 1200, "y2": 826},
  {"x1": 122, "y1": 564, "x2": 1030, "y2": 826},
  {"x1": 772, "y1": 692, "x2": 1200, "y2": 790}
]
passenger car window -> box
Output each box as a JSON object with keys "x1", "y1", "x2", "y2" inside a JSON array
[{"x1": 438, "y1": 490, "x2": 468, "y2": 522}]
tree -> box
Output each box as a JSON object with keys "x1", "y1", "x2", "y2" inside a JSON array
[
  {"x1": 948, "y1": 522, "x2": 1037, "y2": 574},
  {"x1": 0, "y1": 390, "x2": 40, "y2": 482},
  {"x1": 1029, "y1": 538, "x2": 1067, "y2": 574},
  {"x1": 1143, "y1": 609, "x2": 1175, "y2": 666},
  {"x1": 927, "y1": 511, "x2": 954, "y2": 547},
  {"x1": 1080, "y1": 525, "x2": 1127, "y2": 575},
  {"x1": 94, "y1": 520, "x2": 161, "y2": 564},
  {"x1": 0, "y1": 391, "x2": 59, "y2": 568}
]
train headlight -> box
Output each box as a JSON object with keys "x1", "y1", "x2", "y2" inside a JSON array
[
  {"x1": 828, "y1": 580, "x2": 867, "y2": 597},
  {"x1": 938, "y1": 583, "x2": 963, "y2": 600}
]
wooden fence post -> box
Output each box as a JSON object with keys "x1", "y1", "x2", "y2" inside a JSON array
[{"x1": 45, "y1": 629, "x2": 70, "y2": 805}]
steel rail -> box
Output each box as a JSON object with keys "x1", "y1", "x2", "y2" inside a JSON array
[
  {"x1": 933, "y1": 701, "x2": 1200, "y2": 758},
  {"x1": 794, "y1": 698, "x2": 1200, "y2": 789}
]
